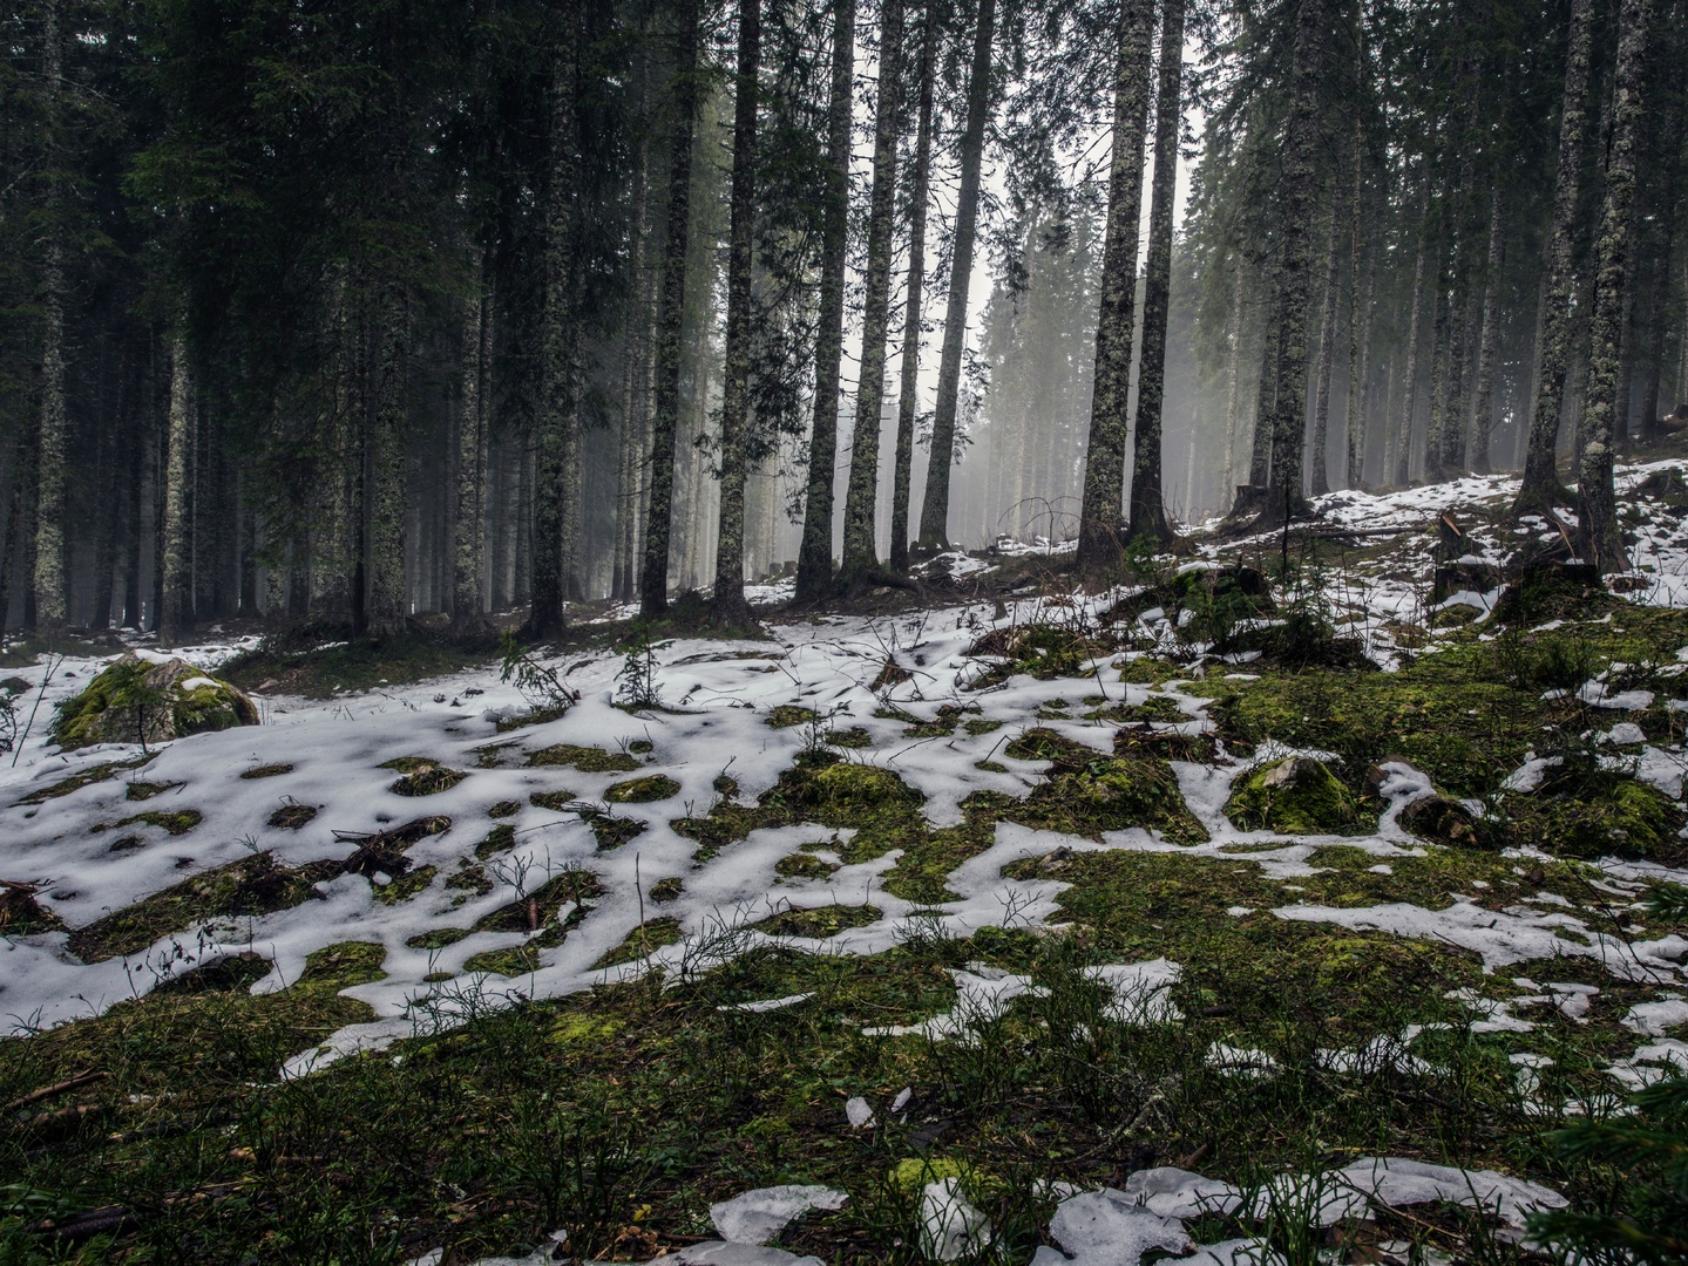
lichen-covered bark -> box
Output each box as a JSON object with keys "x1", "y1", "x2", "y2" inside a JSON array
[
  {"x1": 915, "y1": 0, "x2": 995, "y2": 552},
  {"x1": 32, "y1": 0, "x2": 67, "y2": 631},
  {"x1": 1577, "y1": 0, "x2": 1652, "y2": 571},
  {"x1": 889, "y1": 0, "x2": 937, "y2": 574},
  {"x1": 530, "y1": 22, "x2": 581, "y2": 635},
  {"x1": 794, "y1": 0, "x2": 856, "y2": 600},
  {"x1": 1126, "y1": 0, "x2": 1186, "y2": 544},
  {"x1": 1076, "y1": 0, "x2": 1155, "y2": 570},
  {"x1": 1470, "y1": 179, "x2": 1505, "y2": 474},
  {"x1": 160, "y1": 331, "x2": 193, "y2": 642},
  {"x1": 839, "y1": 0, "x2": 906, "y2": 583},
  {"x1": 712, "y1": 0, "x2": 762, "y2": 621},
  {"x1": 1515, "y1": 0, "x2": 1594, "y2": 513}
]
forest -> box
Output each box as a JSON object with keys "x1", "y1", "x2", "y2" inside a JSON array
[{"x1": 4, "y1": 0, "x2": 1688, "y2": 1262}]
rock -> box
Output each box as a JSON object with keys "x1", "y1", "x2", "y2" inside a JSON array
[
  {"x1": 1224, "y1": 756, "x2": 1368, "y2": 835},
  {"x1": 52, "y1": 654, "x2": 258, "y2": 750},
  {"x1": 1398, "y1": 794, "x2": 1483, "y2": 849}
]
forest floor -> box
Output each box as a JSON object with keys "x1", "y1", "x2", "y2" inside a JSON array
[{"x1": 4, "y1": 448, "x2": 1688, "y2": 1265}]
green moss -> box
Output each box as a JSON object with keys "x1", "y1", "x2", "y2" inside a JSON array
[
  {"x1": 1223, "y1": 756, "x2": 1369, "y2": 835},
  {"x1": 967, "y1": 623, "x2": 1114, "y2": 686},
  {"x1": 473, "y1": 871, "x2": 604, "y2": 936},
  {"x1": 830, "y1": 725, "x2": 873, "y2": 749},
  {"x1": 1015, "y1": 754, "x2": 1208, "y2": 845},
  {"x1": 576, "y1": 807, "x2": 647, "y2": 850},
  {"x1": 406, "y1": 927, "x2": 470, "y2": 951},
  {"x1": 297, "y1": 941, "x2": 386, "y2": 986},
  {"x1": 526, "y1": 743, "x2": 640, "y2": 772},
  {"x1": 752, "y1": 904, "x2": 880, "y2": 938},
  {"x1": 219, "y1": 633, "x2": 487, "y2": 700},
  {"x1": 487, "y1": 800, "x2": 521, "y2": 819},
  {"x1": 592, "y1": 917, "x2": 683, "y2": 968},
  {"x1": 1497, "y1": 763, "x2": 1688, "y2": 862},
  {"x1": 67, "y1": 853, "x2": 329, "y2": 962},
  {"x1": 475, "y1": 824, "x2": 517, "y2": 858},
  {"x1": 604, "y1": 774, "x2": 680, "y2": 803},
  {"x1": 115, "y1": 808, "x2": 203, "y2": 836},
  {"x1": 13, "y1": 754, "x2": 154, "y2": 805},
  {"x1": 963, "y1": 718, "x2": 1003, "y2": 736},
  {"x1": 373, "y1": 865, "x2": 438, "y2": 904},
  {"x1": 767, "y1": 704, "x2": 818, "y2": 729},
  {"x1": 529, "y1": 789, "x2": 578, "y2": 812},
  {"x1": 887, "y1": 1156, "x2": 976, "y2": 1196},
  {"x1": 775, "y1": 853, "x2": 840, "y2": 881},
  {"x1": 381, "y1": 757, "x2": 467, "y2": 797},
  {"x1": 268, "y1": 802, "x2": 318, "y2": 830},
  {"x1": 648, "y1": 877, "x2": 683, "y2": 903},
  {"x1": 239, "y1": 763, "x2": 293, "y2": 780},
  {"x1": 464, "y1": 946, "x2": 540, "y2": 976},
  {"x1": 549, "y1": 1013, "x2": 623, "y2": 1045},
  {"x1": 124, "y1": 780, "x2": 180, "y2": 801}
]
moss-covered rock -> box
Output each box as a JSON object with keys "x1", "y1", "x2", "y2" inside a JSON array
[
  {"x1": 1397, "y1": 794, "x2": 1483, "y2": 849},
  {"x1": 1224, "y1": 756, "x2": 1370, "y2": 835},
  {"x1": 52, "y1": 655, "x2": 258, "y2": 751},
  {"x1": 1020, "y1": 755, "x2": 1209, "y2": 844}
]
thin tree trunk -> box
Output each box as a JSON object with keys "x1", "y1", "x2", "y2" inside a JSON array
[
  {"x1": 1076, "y1": 0, "x2": 1156, "y2": 571},
  {"x1": 1223, "y1": 260, "x2": 1248, "y2": 497},
  {"x1": 160, "y1": 331, "x2": 194, "y2": 642},
  {"x1": 1309, "y1": 172, "x2": 1345, "y2": 498},
  {"x1": 1345, "y1": 142, "x2": 1376, "y2": 490},
  {"x1": 915, "y1": 0, "x2": 996, "y2": 551},
  {"x1": 889, "y1": 0, "x2": 938, "y2": 573},
  {"x1": 1126, "y1": 0, "x2": 1186, "y2": 543},
  {"x1": 1577, "y1": 0, "x2": 1652, "y2": 569},
  {"x1": 451, "y1": 248, "x2": 490, "y2": 637},
  {"x1": 366, "y1": 283, "x2": 409, "y2": 639},
  {"x1": 795, "y1": 0, "x2": 856, "y2": 597},
  {"x1": 1516, "y1": 0, "x2": 1595, "y2": 513},
  {"x1": 839, "y1": 0, "x2": 907, "y2": 582},
  {"x1": 1398, "y1": 161, "x2": 1434, "y2": 485},
  {"x1": 713, "y1": 0, "x2": 762, "y2": 621},
  {"x1": 641, "y1": 0, "x2": 704, "y2": 615},
  {"x1": 1470, "y1": 178, "x2": 1505, "y2": 474}
]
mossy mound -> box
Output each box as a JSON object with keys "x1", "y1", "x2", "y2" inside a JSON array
[
  {"x1": 766, "y1": 704, "x2": 818, "y2": 729},
  {"x1": 381, "y1": 757, "x2": 467, "y2": 797},
  {"x1": 764, "y1": 754, "x2": 925, "y2": 828},
  {"x1": 1218, "y1": 611, "x2": 1378, "y2": 671},
  {"x1": 1224, "y1": 756, "x2": 1371, "y2": 835},
  {"x1": 1397, "y1": 794, "x2": 1483, "y2": 849},
  {"x1": 1019, "y1": 754, "x2": 1209, "y2": 844},
  {"x1": 1495, "y1": 762, "x2": 1687, "y2": 862},
  {"x1": 525, "y1": 744, "x2": 639, "y2": 773},
  {"x1": 604, "y1": 774, "x2": 680, "y2": 803},
  {"x1": 966, "y1": 623, "x2": 1114, "y2": 685},
  {"x1": 752, "y1": 903, "x2": 880, "y2": 938},
  {"x1": 593, "y1": 917, "x2": 683, "y2": 968},
  {"x1": 1106, "y1": 564, "x2": 1275, "y2": 627},
  {"x1": 67, "y1": 853, "x2": 332, "y2": 962},
  {"x1": 52, "y1": 655, "x2": 258, "y2": 751}
]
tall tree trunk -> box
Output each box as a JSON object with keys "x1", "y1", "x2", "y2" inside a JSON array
[
  {"x1": 160, "y1": 331, "x2": 194, "y2": 642},
  {"x1": 713, "y1": 0, "x2": 763, "y2": 621},
  {"x1": 915, "y1": 0, "x2": 996, "y2": 551},
  {"x1": 1397, "y1": 162, "x2": 1434, "y2": 485},
  {"x1": 32, "y1": 0, "x2": 68, "y2": 631},
  {"x1": 889, "y1": 0, "x2": 938, "y2": 573},
  {"x1": 1515, "y1": 0, "x2": 1595, "y2": 513},
  {"x1": 1309, "y1": 175, "x2": 1345, "y2": 498},
  {"x1": 1126, "y1": 0, "x2": 1186, "y2": 543},
  {"x1": 795, "y1": 0, "x2": 857, "y2": 598},
  {"x1": 1345, "y1": 131, "x2": 1376, "y2": 490},
  {"x1": 451, "y1": 249, "x2": 491, "y2": 637},
  {"x1": 1258, "y1": 0, "x2": 1331, "y2": 523},
  {"x1": 1075, "y1": 0, "x2": 1155, "y2": 571},
  {"x1": 641, "y1": 0, "x2": 704, "y2": 615},
  {"x1": 1578, "y1": 0, "x2": 1652, "y2": 569},
  {"x1": 1470, "y1": 178, "x2": 1505, "y2": 474},
  {"x1": 839, "y1": 0, "x2": 907, "y2": 583},
  {"x1": 311, "y1": 268, "x2": 358, "y2": 625},
  {"x1": 1245, "y1": 293, "x2": 1281, "y2": 501},
  {"x1": 1223, "y1": 260, "x2": 1248, "y2": 497},
  {"x1": 530, "y1": 22, "x2": 582, "y2": 636},
  {"x1": 366, "y1": 283, "x2": 409, "y2": 639}
]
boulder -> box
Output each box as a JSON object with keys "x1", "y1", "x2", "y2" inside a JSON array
[
  {"x1": 1224, "y1": 755, "x2": 1369, "y2": 835},
  {"x1": 52, "y1": 654, "x2": 258, "y2": 750}
]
